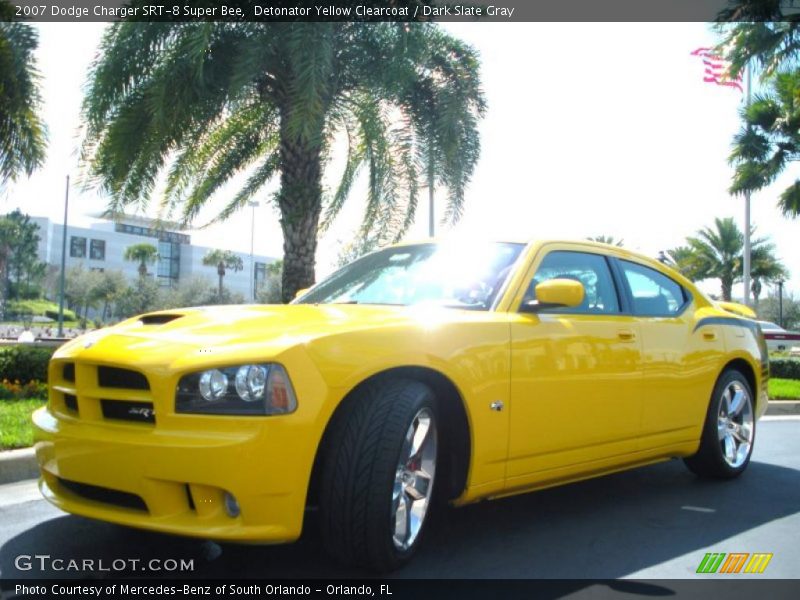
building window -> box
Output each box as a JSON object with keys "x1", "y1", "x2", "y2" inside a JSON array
[
  {"x1": 90, "y1": 239, "x2": 106, "y2": 261},
  {"x1": 69, "y1": 236, "x2": 86, "y2": 258},
  {"x1": 90, "y1": 267, "x2": 105, "y2": 273},
  {"x1": 157, "y1": 240, "x2": 180, "y2": 287},
  {"x1": 114, "y1": 223, "x2": 190, "y2": 245}
]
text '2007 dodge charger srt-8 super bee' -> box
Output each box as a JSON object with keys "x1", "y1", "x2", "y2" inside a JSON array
[{"x1": 32, "y1": 240, "x2": 768, "y2": 571}]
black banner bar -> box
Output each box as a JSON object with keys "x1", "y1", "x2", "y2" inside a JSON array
[
  {"x1": 1, "y1": 0, "x2": 761, "y2": 23},
  {"x1": 3, "y1": 579, "x2": 800, "y2": 600}
]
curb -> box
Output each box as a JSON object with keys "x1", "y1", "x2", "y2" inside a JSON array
[
  {"x1": 766, "y1": 400, "x2": 800, "y2": 416},
  {"x1": 0, "y1": 447, "x2": 39, "y2": 485}
]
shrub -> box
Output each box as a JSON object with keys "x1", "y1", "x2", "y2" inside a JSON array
[
  {"x1": 0, "y1": 379, "x2": 47, "y2": 400},
  {"x1": 43, "y1": 308, "x2": 78, "y2": 322},
  {"x1": 0, "y1": 345, "x2": 55, "y2": 383},
  {"x1": 770, "y1": 358, "x2": 800, "y2": 380}
]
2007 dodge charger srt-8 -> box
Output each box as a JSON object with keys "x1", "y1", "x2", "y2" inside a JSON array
[{"x1": 33, "y1": 240, "x2": 768, "y2": 571}]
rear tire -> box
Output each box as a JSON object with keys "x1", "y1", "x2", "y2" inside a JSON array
[
  {"x1": 319, "y1": 377, "x2": 438, "y2": 572},
  {"x1": 684, "y1": 369, "x2": 756, "y2": 479}
]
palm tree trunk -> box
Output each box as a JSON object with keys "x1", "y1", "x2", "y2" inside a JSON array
[
  {"x1": 277, "y1": 116, "x2": 324, "y2": 303},
  {"x1": 722, "y1": 279, "x2": 733, "y2": 302}
]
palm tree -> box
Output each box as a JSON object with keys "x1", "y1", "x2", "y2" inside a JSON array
[
  {"x1": 79, "y1": 21, "x2": 485, "y2": 302},
  {"x1": 670, "y1": 217, "x2": 787, "y2": 301},
  {"x1": 587, "y1": 235, "x2": 624, "y2": 247},
  {"x1": 203, "y1": 249, "x2": 243, "y2": 299},
  {"x1": 714, "y1": 7, "x2": 800, "y2": 216},
  {"x1": 0, "y1": 5, "x2": 47, "y2": 185},
  {"x1": 750, "y1": 244, "x2": 789, "y2": 308},
  {"x1": 123, "y1": 243, "x2": 158, "y2": 278},
  {"x1": 727, "y1": 70, "x2": 800, "y2": 216}
]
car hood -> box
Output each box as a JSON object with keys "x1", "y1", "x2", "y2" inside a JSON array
[{"x1": 54, "y1": 304, "x2": 455, "y2": 366}]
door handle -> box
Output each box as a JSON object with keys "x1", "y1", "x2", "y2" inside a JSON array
[
  {"x1": 703, "y1": 331, "x2": 717, "y2": 341},
  {"x1": 617, "y1": 330, "x2": 636, "y2": 342}
]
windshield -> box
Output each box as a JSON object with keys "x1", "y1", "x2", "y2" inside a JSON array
[{"x1": 297, "y1": 242, "x2": 525, "y2": 310}]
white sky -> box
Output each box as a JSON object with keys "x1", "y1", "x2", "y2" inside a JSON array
[{"x1": 2, "y1": 22, "x2": 798, "y2": 298}]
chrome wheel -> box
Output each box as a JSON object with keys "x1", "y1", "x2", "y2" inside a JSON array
[
  {"x1": 391, "y1": 408, "x2": 437, "y2": 551},
  {"x1": 717, "y1": 380, "x2": 754, "y2": 468}
]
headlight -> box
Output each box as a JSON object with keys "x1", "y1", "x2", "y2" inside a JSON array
[{"x1": 176, "y1": 363, "x2": 297, "y2": 415}]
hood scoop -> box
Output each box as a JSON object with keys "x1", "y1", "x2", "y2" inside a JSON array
[{"x1": 138, "y1": 313, "x2": 184, "y2": 326}]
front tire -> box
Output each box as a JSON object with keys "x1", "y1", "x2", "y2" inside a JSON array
[
  {"x1": 319, "y1": 378, "x2": 438, "y2": 572},
  {"x1": 684, "y1": 369, "x2": 756, "y2": 479}
]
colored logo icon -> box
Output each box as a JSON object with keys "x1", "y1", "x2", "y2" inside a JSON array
[{"x1": 696, "y1": 552, "x2": 773, "y2": 574}]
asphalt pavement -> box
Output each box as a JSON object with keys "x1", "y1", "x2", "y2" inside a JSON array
[{"x1": 0, "y1": 418, "x2": 798, "y2": 580}]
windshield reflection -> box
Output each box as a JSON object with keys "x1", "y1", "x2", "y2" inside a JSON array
[{"x1": 297, "y1": 242, "x2": 524, "y2": 310}]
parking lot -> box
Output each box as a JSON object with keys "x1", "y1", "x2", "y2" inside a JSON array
[{"x1": 1, "y1": 418, "x2": 798, "y2": 580}]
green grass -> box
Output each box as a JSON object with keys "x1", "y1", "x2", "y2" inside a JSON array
[
  {"x1": 6, "y1": 299, "x2": 77, "y2": 321},
  {"x1": 769, "y1": 378, "x2": 800, "y2": 400},
  {"x1": 0, "y1": 398, "x2": 46, "y2": 450}
]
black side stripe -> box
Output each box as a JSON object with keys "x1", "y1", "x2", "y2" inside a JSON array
[
  {"x1": 694, "y1": 316, "x2": 769, "y2": 374},
  {"x1": 693, "y1": 316, "x2": 761, "y2": 334}
]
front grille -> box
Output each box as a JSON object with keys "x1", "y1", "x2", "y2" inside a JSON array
[
  {"x1": 101, "y1": 399, "x2": 156, "y2": 424},
  {"x1": 97, "y1": 366, "x2": 149, "y2": 390},
  {"x1": 64, "y1": 393, "x2": 78, "y2": 413},
  {"x1": 62, "y1": 363, "x2": 75, "y2": 382},
  {"x1": 58, "y1": 477, "x2": 147, "y2": 512}
]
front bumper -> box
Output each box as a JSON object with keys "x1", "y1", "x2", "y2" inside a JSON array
[{"x1": 32, "y1": 406, "x2": 311, "y2": 543}]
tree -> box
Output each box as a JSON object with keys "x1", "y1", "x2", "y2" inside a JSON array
[
  {"x1": 123, "y1": 243, "x2": 158, "y2": 278},
  {"x1": 160, "y1": 275, "x2": 215, "y2": 310},
  {"x1": 64, "y1": 265, "x2": 103, "y2": 326},
  {"x1": 79, "y1": 21, "x2": 485, "y2": 301},
  {"x1": 203, "y1": 249, "x2": 243, "y2": 299},
  {"x1": 758, "y1": 290, "x2": 800, "y2": 331},
  {"x1": 727, "y1": 70, "x2": 800, "y2": 216},
  {"x1": 114, "y1": 277, "x2": 160, "y2": 319},
  {"x1": 94, "y1": 270, "x2": 128, "y2": 322},
  {"x1": 0, "y1": 210, "x2": 46, "y2": 302},
  {"x1": 0, "y1": 4, "x2": 47, "y2": 185},
  {"x1": 750, "y1": 243, "x2": 789, "y2": 308},
  {"x1": 714, "y1": 8, "x2": 800, "y2": 215},
  {"x1": 255, "y1": 260, "x2": 283, "y2": 304},
  {"x1": 669, "y1": 217, "x2": 787, "y2": 301},
  {"x1": 335, "y1": 237, "x2": 380, "y2": 268},
  {"x1": 586, "y1": 235, "x2": 624, "y2": 247}
]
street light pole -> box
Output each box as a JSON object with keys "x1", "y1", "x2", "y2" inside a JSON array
[
  {"x1": 248, "y1": 201, "x2": 259, "y2": 302},
  {"x1": 777, "y1": 279, "x2": 785, "y2": 328},
  {"x1": 57, "y1": 175, "x2": 70, "y2": 337}
]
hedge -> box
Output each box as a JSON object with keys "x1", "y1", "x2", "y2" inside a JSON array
[
  {"x1": 0, "y1": 345, "x2": 55, "y2": 383},
  {"x1": 770, "y1": 358, "x2": 800, "y2": 380},
  {"x1": 43, "y1": 308, "x2": 78, "y2": 322}
]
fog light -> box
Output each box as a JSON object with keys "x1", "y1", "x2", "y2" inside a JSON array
[{"x1": 223, "y1": 492, "x2": 240, "y2": 518}]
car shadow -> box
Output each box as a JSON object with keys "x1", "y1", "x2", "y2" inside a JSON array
[{"x1": 1, "y1": 458, "x2": 798, "y2": 581}]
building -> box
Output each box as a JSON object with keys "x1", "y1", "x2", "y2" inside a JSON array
[{"x1": 30, "y1": 213, "x2": 277, "y2": 300}]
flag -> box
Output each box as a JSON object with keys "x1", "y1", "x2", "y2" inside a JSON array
[{"x1": 691, "y1": 47, "x2": 743, "y2": 92}]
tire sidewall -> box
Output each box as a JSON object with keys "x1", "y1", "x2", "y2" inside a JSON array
[
  {"x1": 705, "y1": 370, "x2": 756, "y2": 477},
  {"x1": 374, "y1": 384, "x2": 439, "y2": 568}
]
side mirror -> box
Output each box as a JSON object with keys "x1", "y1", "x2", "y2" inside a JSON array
[
  {"x1": 294, "y1": 288, "x2": 310, "y2": 300},
  {"x1": 520, "y1": 279, "x2": 585, "y2": 313}
]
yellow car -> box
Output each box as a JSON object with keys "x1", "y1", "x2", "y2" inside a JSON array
[{"x1": 32, "y1": 240, "x2": 768, "y2": 571}]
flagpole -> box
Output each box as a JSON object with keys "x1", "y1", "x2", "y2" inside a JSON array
[{"x1": 743, "y1": 62, "x2": 752, "y2": 307}]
